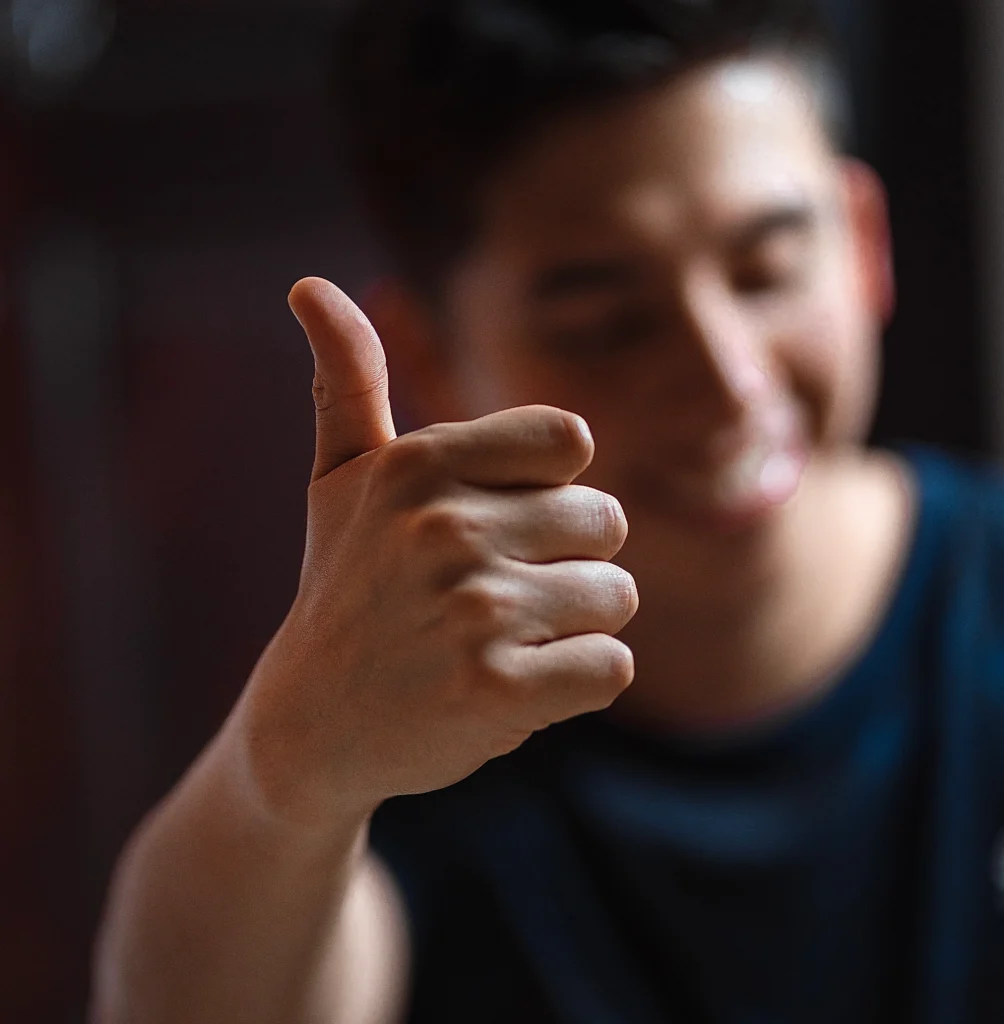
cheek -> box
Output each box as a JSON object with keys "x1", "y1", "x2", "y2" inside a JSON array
[
  {"x1": 774, "y1": 295, "x2": 881, "y2": 448},
  {"x1": 456, "y1": 329, "x2": 631, "y2": 425},
  {"x1": 450, "y1": 333, "x2": 538, "y2": 418}
]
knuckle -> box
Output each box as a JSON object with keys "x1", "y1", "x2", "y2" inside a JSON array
[
  {"x1": 477, "y1": 645, "x2": 527, "y2": 700},
  {"x1": 459, "y1": 642, "x2": 538, "y2": 715},
  {"x1": 379, "y1": 431, "x2": 442, "y2": 482},
  {"x1": 538, "y1": 407, "x2": 593, "y2": 462},
  {"x1": 412, "y1": 502, "x2": 488, "y2": 559},
  {"x1": 311, "y1": 372, "x2": 331, "y2": 412},
  {"x1": 604, "y1": 640, "x2": 636, "y2": 693},
  {"x1": 450, "y1": 577, "x2": 513, "y2": 632},
  {"x1": 588, "y1": 491, "x2": 628, "y2": 552},
  {"x1": 591, "y1": 563, "x2": 637, "y2": 624},
  {"x1": 610, "y1": 567, "x2": 640, "y2": 620},
  {"x1": 569, "y1": 636, "x2": 635, "y2": 713}
]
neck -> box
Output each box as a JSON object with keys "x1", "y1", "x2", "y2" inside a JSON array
[{"x1": 608, "y1": 448, "x2": 916, "y2": 736}]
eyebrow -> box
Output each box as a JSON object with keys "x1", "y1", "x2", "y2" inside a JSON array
[
  {"x1": 729, "y1": 201, "x2": 818, "y2": 251},
  {"x1": 531, "y1": 258, "x2": 643, "y2": 304}
]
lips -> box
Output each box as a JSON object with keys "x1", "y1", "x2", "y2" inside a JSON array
[
  {"x1": 632, "y1": 405, "x2": 808, "y2": 531},
  {"x1": 711, "y1": 437, "x2": 805, "y2": 510}
]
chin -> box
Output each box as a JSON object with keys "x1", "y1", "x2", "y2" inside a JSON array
[{"x1": 618, "y1": 509, "x2": 783, "y2": 612}]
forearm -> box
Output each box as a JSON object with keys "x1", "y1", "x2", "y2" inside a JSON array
[
  {"x1": 90, "y1": 280, "x2": 635, "y2": 1023},
  {"x1": 91, "y1": 708, "x2": 376, "y2": 1024}
]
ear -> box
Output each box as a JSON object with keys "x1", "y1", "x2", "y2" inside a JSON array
[
  {"x1": 840, "y1": 158, "x2": 896, "y2": 327},
  {"x1": 360, "y1": 277, "x2": 463, "y2": 427}
]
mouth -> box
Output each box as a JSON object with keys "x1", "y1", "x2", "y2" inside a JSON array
[
  {"x1": 629, "y1": 407, "x2": 809, "y2": 534},
  {"x1": 708, "y1": 435, "x2": 805, "y2": 508}
]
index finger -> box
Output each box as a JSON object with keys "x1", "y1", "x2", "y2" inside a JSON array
[{"x1": 423, "y1": 405, "x2": 595, "y2": 488}]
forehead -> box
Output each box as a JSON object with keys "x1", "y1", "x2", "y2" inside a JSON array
[{"x1": 472, "y1": 56, "x2": 839, "y2": 265}]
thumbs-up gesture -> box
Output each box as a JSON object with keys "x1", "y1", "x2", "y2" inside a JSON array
[{"x1": 241, "y1": 278, "x2": 638, "y2": 825}]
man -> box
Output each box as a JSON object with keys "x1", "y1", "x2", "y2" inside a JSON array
[{"x1": 92, "y1": 1, "x2": 1004, "y2": 1021}]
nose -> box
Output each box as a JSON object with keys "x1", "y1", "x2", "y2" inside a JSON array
[{"x1": 669, "y1": 277, "x2": 770, "y2": 419}]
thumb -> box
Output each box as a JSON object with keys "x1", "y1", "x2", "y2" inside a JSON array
[{"x1": 289, "y1": 277, "x2": 397, "y2": 482}]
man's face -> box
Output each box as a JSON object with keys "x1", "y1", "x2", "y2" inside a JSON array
[{"x1": 412, "y1": 56, "x2": 891, "y2": 588}]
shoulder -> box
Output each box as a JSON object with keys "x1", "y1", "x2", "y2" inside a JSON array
[
  {"x1": 902, "y1": 447, "x2": 1004, "y2": 728},
  {"x1": 906, "y1": 447, "x2": 1004, "y2": 599},
  {"x1": 906, "y1": 445, "x2": 1004, "y2": 526}
]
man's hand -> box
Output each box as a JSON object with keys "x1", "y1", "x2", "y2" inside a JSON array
[
  {"x1": 93, "y1": 276, "x2": 632, "y2": 1024},
  {"x1": 242, "y1": 277, "x2": 638, "y2": 825}
]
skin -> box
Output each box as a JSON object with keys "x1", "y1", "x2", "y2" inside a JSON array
[
  {"x1": 92, "y1": 55, "x2": 914, "y2": 1024},
  {"x1": 377, "y1": 54, "x2": 911, "y2": 729}
]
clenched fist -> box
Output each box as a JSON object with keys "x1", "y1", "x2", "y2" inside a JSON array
[{"x1": 241, "y1": 278, "x2": 638, "y2": 826}]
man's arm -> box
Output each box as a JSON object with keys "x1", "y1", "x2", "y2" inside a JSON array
[
  {"x1": 91, "y1": 278, "x2": 636, "y2": 1023},
  {"x1": 91, "y1": 701, "x2": 409, "y2": 1024},
  {"x1": 312, "y1": 850, "x2": 409, "y2": 1024}
]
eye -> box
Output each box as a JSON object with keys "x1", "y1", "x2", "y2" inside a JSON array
[
  {"x1": 732, "y1": 262, "x2": 802, "y2": 296},
  {"x1": 732, "y1": 232, "x2": 813, "y2": 297},
  {"x1": 542, "y1": 306, "x2": 663, "y2": 358}
]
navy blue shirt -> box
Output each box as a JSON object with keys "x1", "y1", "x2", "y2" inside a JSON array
[{"x1": 371, "y1": 449, "x2": 1004, "y2": 1022}]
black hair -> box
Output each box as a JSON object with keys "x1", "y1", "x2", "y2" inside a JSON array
[{"x1": 332, "y1": 0, "x2": 848, "y2": 296}]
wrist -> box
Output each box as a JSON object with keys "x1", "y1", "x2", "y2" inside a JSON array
[{"x1": 224, "y1": 640, "x2": 383, "y2": 838}]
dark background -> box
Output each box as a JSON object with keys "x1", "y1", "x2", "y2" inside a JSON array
[{"x1": 0, "y1": 0, "x2": 989, "y2": 1019}]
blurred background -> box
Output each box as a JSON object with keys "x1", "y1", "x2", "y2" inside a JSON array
[{"x1": 0, "y1": 0, "x2": 1001, "y2": 1019}]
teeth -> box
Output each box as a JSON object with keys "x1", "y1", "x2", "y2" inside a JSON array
[
  {"x1": 714, "y1": 442, "x2": 771, "y2": 504},
  {"x1": 672, "y1": 408, "x2": 805, "y2": 514},
  {"x1": 759, "y1": 452, "x2": 801, "y2": 502}
]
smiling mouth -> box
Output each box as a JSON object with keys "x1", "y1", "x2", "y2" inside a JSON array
[
  {"x1": 628, "y1": 408, "x2": 809, "y2": 532},
  {"x1": 710, "y1": 439, "x2": 805, "y2": 508}
]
